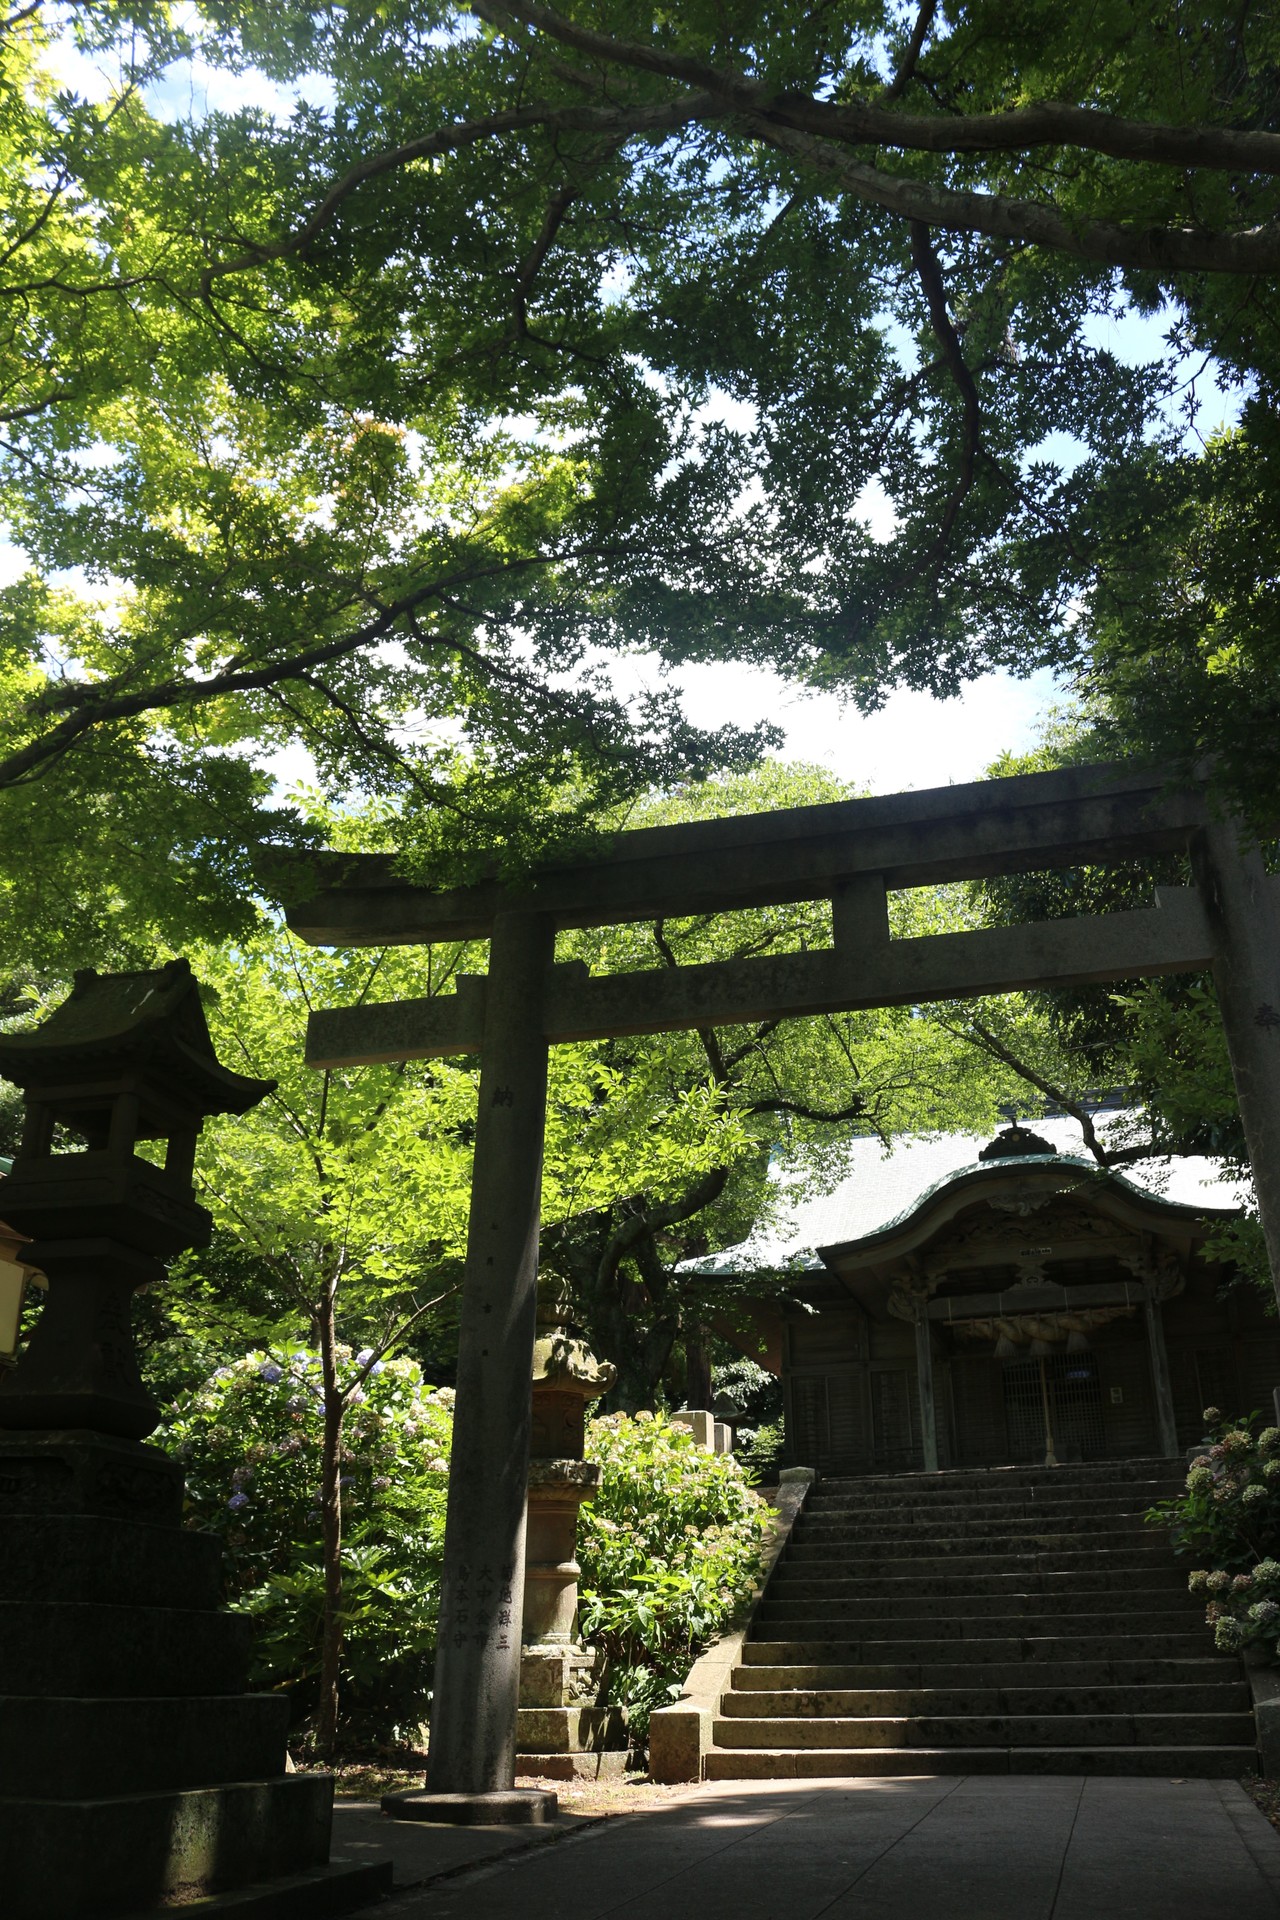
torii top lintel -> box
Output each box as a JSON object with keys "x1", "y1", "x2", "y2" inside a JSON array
[
  {"x1": 290, "y1": 762, "x2": 1241, "y2": 1069},
  {"x1": 284, "y1": 761, "x2": 1201, "y2": 949}
]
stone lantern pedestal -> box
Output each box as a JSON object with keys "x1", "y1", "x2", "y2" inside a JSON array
[
  {"x1": 0, "y1": 963, "x2": 390, "y2": 1917},
  {"x1": 515, "y1": 1282, "x2": 629, "y2": 1780}
]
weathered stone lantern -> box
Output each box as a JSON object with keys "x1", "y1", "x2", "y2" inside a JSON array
[
  {"x1": 515, "y1": 1277, "x2": 629, "y2": 1777},
  {"x1": 0, "y1": 962, "x2": 389, "y2": 1918},
  {"x1": 0, "y1": 959, "x2": 272, "y2": 1437}
]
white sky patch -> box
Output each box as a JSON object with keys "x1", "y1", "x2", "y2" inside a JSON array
[{"x1": 145, "y1": 57, "x2": 336, "y2": 127}]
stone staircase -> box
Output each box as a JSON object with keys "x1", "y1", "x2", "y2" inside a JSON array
[{"x1": 704, "y1": 1459, "x2": 1258, "y2": 1779}]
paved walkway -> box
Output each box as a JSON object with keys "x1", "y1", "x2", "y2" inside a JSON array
[{"x1": 335, "y1": 1775, "x2": 1280, "y2": 1920}]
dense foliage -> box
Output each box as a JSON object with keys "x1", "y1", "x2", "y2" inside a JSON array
[
  {"x1": 162, "y1": 1346, "x2": 453, "y2": 1742},
  {"x1": 6, "y1": 0, "x2": 1280, "y2": 961},
  {"x1": 1149, "y1": 1409, "x2": 1280, "y2": 1659},
  {"x1": 159, "y1": 1361, "x2": 768, "y2": 1746},
  {"x1": 577, "y1": 1413, "x2": 771, "y2": 1735}
]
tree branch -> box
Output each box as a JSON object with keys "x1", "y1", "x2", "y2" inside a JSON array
[
  {"x1": 743, "y1": 1094, "x2": 868, "y2": 1126},
  {"x1": 943, "y1": 1014, "x2": 1115, "y2": 1165},
  {"x1": 595, "y1": 1163, "x2": 732, "y2": 1296},
  {"x1": 482, "y1": 0, "x2": 1280, "y2": 177},
  {"x1": 909, "y1": 220, "x2": 980, "y2": 565},
  {"x1": 198, "y1": 98, "x2": 710, "y2": 296},
  {"x1": 0, "y1": 541, "x2": 630, "y2": 791},
  {"x1": 882, "y1": 0, "x2": 937, "y2": 104}
]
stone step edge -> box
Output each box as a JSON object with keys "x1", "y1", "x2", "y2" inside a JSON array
[{"x1": 700, "y1": 1746, "x2": 1257, "y2": 1777}]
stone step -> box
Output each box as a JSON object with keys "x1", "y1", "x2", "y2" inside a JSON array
[
  {"x1": 805, "y1": 1488, "x2": 1182, "y2": 1521},
  {"x1": 718, "y1": 1683, "x2": 1250, "y2": 1717},
  {"x1": 742, "y1": 1633, "x2": 1219, "y2": 1664},
  {"x1": 797, "y1": 1507, "x2": 1159, "y2": 1535},
  {"x1": 753, "y1": 1622, "x2": 1207, "y2": 1652},
  {"x1": 787, "y1": 1529, "x2": 1165, "y2": 1558},
  {"x1": 710, "y1": 1711, "x2": 1257, "y2": 1750},
  {"x1": 0, "y1": 1695, "x2": 289, "y2": 1799},
  {"x1": 780, "y1": 1552, "x2": 1176, "y2": 1580},
  {"x1": 732, "y1": 1657, "x2": 1240, "y2": 1690},
  {"x1": 814, "y1": 1461, "x2": 1184, "y2": 1493},
  {"x1": 790, "y1": 1497, "x2": 1159, "y2": 1528},
  {"x1": 706, "y1": 1461, "x2": 1236, "y2": 1785},
  {"x1": 810, "y1": 1467, "x2": 1184, "y2": 1493},
  {"x1": 756, "y1": 1592, "x2": 1203, "y2": 1625},
  {"x1": 769, "y1": 1564, "x2": 1188, "y2": 1596},
  {"x1": 1, "y1": 1773, "x2": 337, "y2": 1919},
  {"x1": 753, "y1": 1621, "x2": 1208, "y2": 1653},
  {"x1": 0, "y1": 1515, "x2": 223, "y2": 1610},
  {"x1": 701, "y1": 1745, "x2": 1255, "y2": 1780}
]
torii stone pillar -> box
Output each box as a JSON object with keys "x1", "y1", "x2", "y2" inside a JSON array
[
  {"x1": 387, "y1": 912, "x2": 557, "y2": 1821},
  {"x1": 1193, "y1": 820, "x2": 1280, "y2": 1316}
]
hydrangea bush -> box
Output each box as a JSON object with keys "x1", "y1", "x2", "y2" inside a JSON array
[
  {"x1": 1147, "y1": 1408, "x2": 1280, "y2": 1658},
  {"x1": 160, "y1": 1344, "x2": 453, "y2": 1740},
  {"x1": 162, "y1": 1364, "x2": 770, "y2": 1747},
  {"x1": 578, "y1": 1412, "x2": 772, "y2": 1735}
]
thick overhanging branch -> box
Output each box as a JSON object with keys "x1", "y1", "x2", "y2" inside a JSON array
[
  {"x1": 909, "y1": 220, "x2": 980, "y2": 567},
  {"x1": 595, "y1": 1162, "x2": 732, "y2": 1295},
  {"x1": 479, "y1": 0, "x2": 1280, "y2": 178},
  {"x1": 198, "y1": 97, "x2": 712, "y2": 294},
  {"x1": 742, "y1": 118, "x2": 1280, "y2": 274}
]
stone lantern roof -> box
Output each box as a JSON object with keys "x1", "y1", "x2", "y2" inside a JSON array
[{"x1": 0, "y1": 958, "x2": 273, "y2": 1123}]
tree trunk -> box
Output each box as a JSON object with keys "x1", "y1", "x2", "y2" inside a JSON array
[
  {"x1": 315, "y1": 1289, "x2": 345, "y2": 1760},
  {"x1": 684, "y1": 1329, "x2": 712, "y2": 1410}
]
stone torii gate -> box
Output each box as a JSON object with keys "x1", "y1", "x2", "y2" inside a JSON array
[{"x1": 284, "y1": 761, "x2": 1280, "y2": 1804}]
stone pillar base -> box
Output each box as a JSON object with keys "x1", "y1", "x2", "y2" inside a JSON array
[
  {"x1": 1, "y1": 1775, "x2": 389, "y2": 1920},
  {"x1": 382, "y1": 1789, "x2": 557, "y2": 1826}
]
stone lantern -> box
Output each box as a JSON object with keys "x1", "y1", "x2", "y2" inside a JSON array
[
  {"x1": 516, "y1": 1277, "x2": 629, "y2": 1777},
  {"x1": 0, "y1": 962, "x2": 389, "y2": 1918},
  {"x1": 0, "y1": 959, "x2": 273, "y2": 1439}
]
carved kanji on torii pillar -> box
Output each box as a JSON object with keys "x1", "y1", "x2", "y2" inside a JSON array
[{"x1": 277, "y1": 761, "x2": 1280, "y2": 1815}]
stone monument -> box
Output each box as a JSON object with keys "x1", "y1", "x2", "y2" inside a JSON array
[
  {"x1": 515, "y1": 1277, "x2": 629, "y2": 1779},
  {"x1": 0, "y1": 961, "x2": 391, "y2": 1918}
]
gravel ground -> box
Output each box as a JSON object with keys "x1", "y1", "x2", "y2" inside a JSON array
[
  {"x1": 328, "y1": 1757, "x2": 684, "y2": 1820},
  {"x1": 1244, "y1": 1775, "x2": 1280, "y2": 1833}
]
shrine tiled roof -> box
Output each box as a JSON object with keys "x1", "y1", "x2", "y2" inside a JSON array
[{"x1": 684, "y1": 1114, "x2": 1244, "y2": 1277}]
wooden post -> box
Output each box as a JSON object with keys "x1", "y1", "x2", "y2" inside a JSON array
[
  {"x1": 913, "y1": 1304, "x2": 939, "y2": 1473},
  {"x1": 423, "y1": 912, "x2": 554, "y2": 1797},
  {"x1": 1144, "y1": 1295, "x2": 1179, "y2": 1458},
  {"x1": 1192, "y1": 820, "x2": 1280, "y2": 1315}
]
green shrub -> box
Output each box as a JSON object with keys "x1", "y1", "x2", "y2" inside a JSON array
[
  {"x1": 578, "y1": 1412, "x2": 771, "y2": 1735},
  {"x1": 736, "y1": 1418, "x2": 786, "y2": 1481},
  {"x1": 159, "y1": 1344, "x2": 452, "y2": 1740},
  {"x1": 162, "y1": 1364, "x2": 770, "y2": 1748},
  {"x1": 1147, "y1": 1407, "x2": 1280, "y2": 1657}
]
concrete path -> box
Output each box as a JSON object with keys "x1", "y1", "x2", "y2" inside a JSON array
[{"x1": 341, "y1": 1775, "x2": 1280, "y2": 1920}]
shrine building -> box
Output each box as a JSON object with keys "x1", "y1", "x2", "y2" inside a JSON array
[{"x1": 693, "y1": 1119, "x2": 1272, "y2": 1476}]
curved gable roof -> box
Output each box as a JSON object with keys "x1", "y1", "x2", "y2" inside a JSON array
[{"x1": 683, "y1": 1116, "x2": 1244, "y2": 1279}]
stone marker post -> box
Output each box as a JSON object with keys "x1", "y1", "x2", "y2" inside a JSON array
[{"x1": 392, "y1": 912, "x2": 555, "y2": 1817}]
